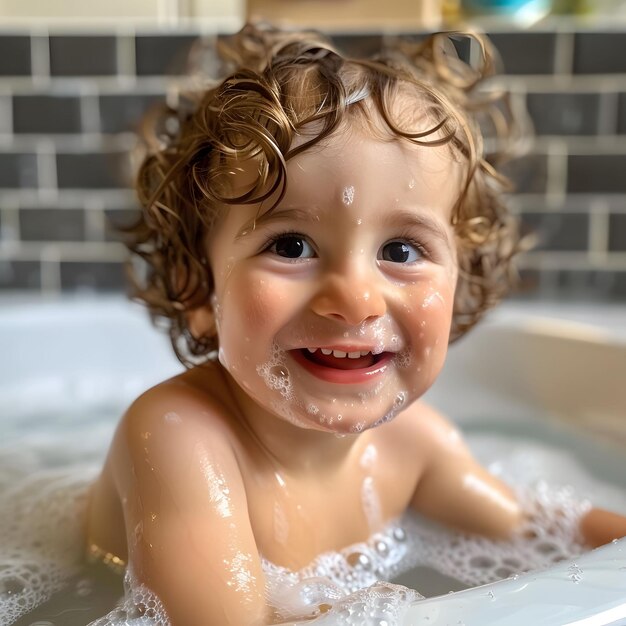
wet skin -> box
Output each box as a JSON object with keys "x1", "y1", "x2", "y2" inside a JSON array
[{"x1": 86, "y1": 121, "x2": 626, "y2": 626}]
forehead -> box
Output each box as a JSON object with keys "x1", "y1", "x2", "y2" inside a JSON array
[
  {"x1": 283, "y1": 114, "x2": 463, "y2": 208},
  {"x1": 215, "y1": 95, "x2": 464, "y2": 223}
]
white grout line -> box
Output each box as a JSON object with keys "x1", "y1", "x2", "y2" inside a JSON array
[
  {"x1": 532, "y1": 136, "x2": 626, "y2": 154},
  {"x1": 0, "y1": 75, "x2": 177, "y2": 95},
  {"x1": 0, "y1": 188, "x2": 137, "y2": 206},
  {"x1": 0, "y1": 202, "x2": 20, "y2": 242},
  {"x1": 546, "y1": 139, "x2": 567, "y2": 201},
  {"x1": 587, "y1": 199, "x2": 610, "y2": 257},
  {"x1": 84, "y1": 196, "x2": 106, "y2": 241},
  {"x1": 0, "y1": 87, "x2": 13, "y2": 137},
  {"x1": 502, "y1": 74, "x2": 626, "y2": 91},
  {"x1": 79, "y1": 84, "x2": 102, "y2": 134},
  {"x1": 35, "y1": 138, "x2": 57, "y2": 201},
  {"x1": 30, "y1": 29, "x2": 50, "y2": 88},
  {"x1": 518, "y1": 251, "x2": 626, "y2": 270},
  {"x1": 598, "y1": 90, "x2": 619, "y2": 136},
  {"x1": 0, "y1": 240, "x2": 127, "y2": 261},
  {"x1": 116, "y1": 26, "x2": 138, "y2": 82},
  {"x1": 554, "y1": 29, "x2": 575, "y2": 76},
  {"x1": 40, "y1": 244, "x2": 61, "y2": 293},
  {"x1": 0, "y1": 132, "x2": 137, "y2": 152}
]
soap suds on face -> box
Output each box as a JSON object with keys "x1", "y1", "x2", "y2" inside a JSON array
[{"x1": 342, "y1": 186, "x2": 355, "y2": 206}]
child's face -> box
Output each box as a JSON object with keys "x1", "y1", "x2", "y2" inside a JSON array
[{"x1": 206, "y1": 118, "x2": 462, "y2": 434}]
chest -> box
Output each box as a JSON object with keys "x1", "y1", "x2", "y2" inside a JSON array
[{"x1": 241, "y1": 448, "x2": 423, "y2": 570}]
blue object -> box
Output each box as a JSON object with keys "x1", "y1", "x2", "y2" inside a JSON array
[{"x1": 463, "y1": 0, "x2": 548, "y2": 13}]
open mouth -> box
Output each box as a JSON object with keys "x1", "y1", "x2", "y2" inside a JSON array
[
  {"x1": 300, "y1": 348, "x2": 382, "y2": 370},
  {"x1": 289, "y1": 347, "x2": 392, "y2": 384}
]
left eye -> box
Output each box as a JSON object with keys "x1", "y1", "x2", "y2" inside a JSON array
[
  {"x1": 269, "y1": 235, "x2": 315, "y2": 259},
  {"x1": 379, "y1": 241, "x2": 422, "y2": 263}
]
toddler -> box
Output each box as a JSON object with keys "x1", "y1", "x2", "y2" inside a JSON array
[{"x1": 86, "y1": 24, "x2": 626, "y2": 626}]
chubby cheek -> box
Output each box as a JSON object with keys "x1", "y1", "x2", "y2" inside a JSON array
[
  {"x1": 216, "y1": 272, "x2": 292, "y2": 364},
  {"x1": 401, "y1": 278, "x2": 455, "y2": 390}
]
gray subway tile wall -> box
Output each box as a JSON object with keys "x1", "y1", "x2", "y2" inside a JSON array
[
  {"x1": 134, "y1": 35, "x2": 201, "y2": 75},
  {"x1": 0, "y1": 35, "x2": 31, "y2": 75},
  {"x1": 13, "y1": 95, "x2": 83, "y2": 134},
  {"x1": 609, "y1": 214, "x2": 626, "y2": 252},
  {"x1": 0, "y1": 153, "x2": 38, "y2": 188},
  {"x1": 0, "y1": 25, "x2": 625, "y2": 299},
  {"x1": 49, "y1": 36, "x2": 119, "y2": 76},
  {"x1": 486, "y1": 32, "x2": 557, "y2": 74},
  {"x1": 56, "y1": 152, "x2": 133, "y2": 189},
  {"x1": 526, "y1": 93, "x2": 602, "y2": 136},
  {"x1": 573, "y1": 32, "x2": 626, "y2": 74}
]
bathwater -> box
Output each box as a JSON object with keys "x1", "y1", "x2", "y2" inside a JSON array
[{"x1": 3, "y1": 403, "x2": 626, "y2": 626}]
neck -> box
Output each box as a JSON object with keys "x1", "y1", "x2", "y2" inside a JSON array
[{"x1": 221, "y1": 367, "x2": 364, "y2": 475}]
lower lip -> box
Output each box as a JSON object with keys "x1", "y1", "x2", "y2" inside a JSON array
[{"x1": 289, "y1": 350, "x2": 392, "y2": 384}]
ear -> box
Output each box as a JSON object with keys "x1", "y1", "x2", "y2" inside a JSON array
[{"x1": 186, "y1": 304, "x2": 216, "y2": 340}]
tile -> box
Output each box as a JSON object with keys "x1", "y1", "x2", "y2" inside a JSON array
[
  {"x1": 555, "y1": 270, "x2": 621, "y2": 301},
  {"x1": 0, "y1": 260, "x2": 41, "y2": 289},
  {"x1": 0, "y1": 35, "x2": 31, "y2": 75},
  {"x1": 608, "y1": 213, "x2": 626, "y2": 252},
  {"x1": 99, "y1": 94, "x2": 165, "y2": 134},
  {"x1": 609, "y1": 271, "x2": 626, "y2": 299},
  {"x1": 487, "y1": 32, "x2": 556, "y2": 75},
  {"x1": 19, "y1": 208, "x2": 85, "y2": 241},
  {"x1": 49, "y1": 36, "x2": 118, "y2": 76},
  {"x1": 13, "y1": 95, "x2": 83, "y2": 134},
  {"x1": 103, "y1": 208, "x2": 141, "y2": 241},
  {"x1": 574, "y1": 32, "x2": 626, "y2": 74},
  {"x1": 332, "y1": 34, "x2": 383, "y2": 58},
  {"x1": 567, "y1": 154, "x2": 626, "y2": 193},
  {"x1": 526, "y1": 92, "x2": 601, "y2": 136},
  {"x1": 0, "y1": 153, "x2": 38, "y2": 188},
  {"x1": 135, "y1": 34, "x2": 199, "y2": 76},
  {"x1": 616, "y1": 93, "x2": 626, "y2": 134},
  {"x1": 60, "y1": 261, "x2": 126, "y2": 291},
  {"x1": 56, "y1": 152, "x2": 132, "y2": 189},
  {"x1": 520, "y1": 269, "x2": 618, "y2": 301},
  {"x1": 520, "y1": 212, "x2": 589, "y2": 251},
  {"x1": 501, "y1": 153, "x2": 548, "y2": 194}
]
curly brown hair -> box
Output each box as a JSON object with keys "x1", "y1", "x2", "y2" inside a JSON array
[{"x1": 124, "y1": 23, "x2": 524, "y2": 367}]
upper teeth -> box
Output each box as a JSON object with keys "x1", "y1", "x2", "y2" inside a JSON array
[{"x1": 307, "y1": 348, "x2": 371, "y2": 359}]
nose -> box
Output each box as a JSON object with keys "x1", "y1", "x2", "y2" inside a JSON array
[{"x1": 310, "y1": 268, "x2": 387, "y2": 326}]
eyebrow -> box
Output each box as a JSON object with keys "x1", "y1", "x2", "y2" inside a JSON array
[
  {"x1": 383, "y1": 209, "x2": 453, "y2": 247},
  {"x1": 235, "y1": 207, "x2": 320, "y2": 239}
]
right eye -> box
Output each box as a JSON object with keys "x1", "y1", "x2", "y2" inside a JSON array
[{"x1": 268, "y1": 234, "x2": 315, "y2": 259}]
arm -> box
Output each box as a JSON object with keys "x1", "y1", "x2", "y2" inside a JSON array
[
  {"x1": 409, "y1": 403, "x2": 522, "y2": 540},
  {"x1": 113, "y1": 387, "x2": 268, "y2": 626},
  {"x1": 409, "y1": 404, "x2": 626, "y2": 547},
  {"x1": 580, "y1": 507, "x2": 626, "y2": 548}
]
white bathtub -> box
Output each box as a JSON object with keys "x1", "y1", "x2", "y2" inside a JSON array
[{"x1": 2, "y1": 295, "x2": 626, "y2": 626}]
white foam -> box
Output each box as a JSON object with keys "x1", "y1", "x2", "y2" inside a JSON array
[{"x1": 2, "y1": 431, "x2": 626, "y2": 625}]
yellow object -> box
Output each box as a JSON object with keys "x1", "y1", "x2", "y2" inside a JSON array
[
  {"x1": 87, "y1": 543, "x2": 126, "y2": 575},
  {"x1": 246, "y1": 0, "x2": 444, "y2": 30}
]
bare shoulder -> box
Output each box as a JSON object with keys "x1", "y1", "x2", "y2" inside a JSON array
[
  {"x1": 122, "y1": 365, "x2": 235, "y2": 444},
  {"x1": 387, "y1": 399, "x2": 471, "y2": 463},
  {"x1": 108, "y1": 365, "x2": 244, "y2": 490}
]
